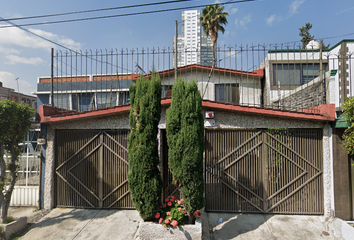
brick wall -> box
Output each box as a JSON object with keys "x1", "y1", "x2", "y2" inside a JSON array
[{"x1": 274, "y1": 80, "x2": 324, "y2": 111}]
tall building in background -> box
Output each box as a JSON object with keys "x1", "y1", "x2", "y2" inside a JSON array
[{"x1": 173, "y1": 10, "x2": 214, "y2": 67}]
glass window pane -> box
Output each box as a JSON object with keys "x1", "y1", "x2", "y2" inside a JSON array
[
  {"x1": 54, "y1": 94, "x2": 70, "y2": 110},
  {"x1": 215, "y1": 84, "x2": 239, "y2": 104},
  {"x1": 302, "y1": 64, "x2": 321, "y2": 84},
  {"x1": 273, "y1": 64, "x2": 301, "y2": 86},
  {"x1": 96, "y1": 92, "x2": 117, "y2": 109}
]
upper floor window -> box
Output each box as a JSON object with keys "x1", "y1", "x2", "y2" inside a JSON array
[
  {"x1": 273, "y1": 63, "x2": 327, "y2": 87},
  {"x1": 215, "y1": 84, "x2": 240, "y2": 105},
  {"x1": 161, "y1": 85, "x2": 172, "y2": 98}
]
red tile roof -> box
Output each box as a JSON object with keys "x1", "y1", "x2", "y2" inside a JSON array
[
  {"x1": 39, "y1": 99, "x2": 334, "y2": 124},
  {"x1": 132, "y1": 64, "x2": 264, "y2": 80}
]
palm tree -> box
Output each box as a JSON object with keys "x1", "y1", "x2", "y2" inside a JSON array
[
  {"x1": 200, "y1": 3, "x2": 229, "y2": 68},
  {"x1": 200, "y1": 3, "x2": 228, "y2": 98}
]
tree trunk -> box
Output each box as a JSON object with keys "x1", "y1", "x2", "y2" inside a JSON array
[
  {"x1": 1, "y1": 201, "x2": 9, "y2": 224},
  {"x1": 0, "y1": 145, "x2": 18, "y2": 223},
  {"x1": 0, "y1": 144, "x2": 7, "y2": 223},
  {"x1": 188, "y1": 214, "x2": 195, "y2": 224}
]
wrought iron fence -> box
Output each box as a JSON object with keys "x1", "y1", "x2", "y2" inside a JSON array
[{"x1": 37, "y1": 44, "x2": 354, "y2": 115}]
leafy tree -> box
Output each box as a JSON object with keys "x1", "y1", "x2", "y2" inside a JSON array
[
  {"x1": 299, "y1": 22, "x2": 314, "y2": 49},
  {"x1": 0, "y1": 100, "x2": 35, "y2": 223},
  {"x1": 180, "y1": 81, "x2": 205, "y2": 222},
  {"x1": 200, "y1": 3, "x2": 229, "y2": 67},
  {"x1": 127, "y1": 73, "x2": 163, "y2": 221},
  {"x1": 299, "y1": 22, "x2": 330, "y2": 50},
  {"x1": 342, "y1": 97, "x2": 354, "y2": 155},
  {"x1": 166, "y1": 80, "x2": 185, "y2": 185}
]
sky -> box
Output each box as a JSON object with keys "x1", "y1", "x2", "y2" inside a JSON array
[{"x1": 0, "y1": 0, "x2": 353, "y2": 96}]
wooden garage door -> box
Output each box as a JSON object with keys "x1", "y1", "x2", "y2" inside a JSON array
[
  {"x1": 205, "y1": 129, "x2": 323, "y2": 214},
  {"x1": 55, "y1": 129, "x2": 133, "y2": 209}
]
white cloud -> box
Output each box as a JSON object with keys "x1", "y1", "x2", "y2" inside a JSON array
[
  {"x1": 214, "y1": 0, "x2": 220, "y2": 3},
  {"x1": 267, "y1": 15, "x2": 276, "y2": 26},
  {"x1": 235, "y1": 14, "x2": 251, "y2": 27},
  {"x1": 0, "y1": 25, "x2": 81, "y2": 50},
  {"x1": 0, "y1": 71, "x2": 32, "y2": 94},
  {"x1": 0, "y1": 46, "x2": 20, "y2": 55},
  {"x1": 290, "y1": 0, "x2": 305, "y2": 15},
  {"x1": 5, "y1": 55, "x2": 44, "y2": 65},
  {"x1": 231, "y1": 8, "x2": 238, "y2": 14}
]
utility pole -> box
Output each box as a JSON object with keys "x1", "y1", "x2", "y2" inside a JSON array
[
  {"x1": 175, "y1": 20, "x2": 178, "y2": 81},
  {"x1": 51, "y1": 48, "x2": 54, "y2": 107},
  {"x1": 319, "y1": 40, "x2": 324, "y2": 104}
]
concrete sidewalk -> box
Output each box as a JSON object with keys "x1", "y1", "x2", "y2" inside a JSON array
[
  {"x1": 19, "y1": 208, "x2": 142, "y2": 240},
  {"x1": 13, "y1": 207, "x2": 354, "y2": 240},
  {"x1": 205, "y1": 213, "x2": 354, "y2": 240}
]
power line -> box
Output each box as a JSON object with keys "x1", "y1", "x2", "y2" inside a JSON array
[
  {"x1": 0, "y1": 0, "x2": 260, "y2": 29},
  {"x1": 0, "y1": 0, "x2": 195, "y2": 22}
]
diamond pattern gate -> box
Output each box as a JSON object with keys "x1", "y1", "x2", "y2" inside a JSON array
[
  {"x1": 55, "y1": 129, "x2": 133, "y2": 209},
  {"x1": 205, "y1": 129, "x2": 323, "y2": 214}
]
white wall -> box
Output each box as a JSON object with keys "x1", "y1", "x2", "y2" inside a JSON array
[{"x1": 161, "y1": 71, "x2": 262, "y2": 106}]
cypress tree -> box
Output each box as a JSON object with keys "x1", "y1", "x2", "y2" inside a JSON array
[
  {"x1": 166, "y1": 80, "x2": 185, "y2": 184},
  {"x1": 180, "y1": 81, "x2": 205, "y2": 221},
  {"x1": 128, "y1": 73, "x2": 163, "y2": 221}
]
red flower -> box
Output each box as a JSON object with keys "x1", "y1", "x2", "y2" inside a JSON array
[
  {"x1": 165, "y1": 198, "x2": 169, "y2": 203},
  {"x1": 169, "y1": 217, "x2": 172, "y2": 221},
  {"x1": 194, "y1": 213, "x2": 198, "y2": 217},
  {"x1": 171, "y1": 196, "x2": 176, "y2": 200},
  {"x1": 167, "y1": 212, "x2": 171, "y2": 216},
  {"x1": 155, "y1": 212, "x2": 160, "y2": 219},
  {"x1": 167, "y1": 196, "x2": 170, "y2": 199},
  {"x1": 163, "y1": 224, "x2": 166, "y2": 228},
  {"x1": 168, "y1": 202, "x2": 172, "y2": 206},
  {"x1": 165, "y1": 219, "x2": 170, "y2": 224},
  {"x1": 177, "y1": 200, "x2": 182, "y2": 205},
  {"x1": 159, "y1": 218, "x2": 163, "y2": 224},
  {"x1": 178, "y1": 208, "x2": 182, "y2": 211},
  {"x1": 163, "y1": 204, "x2": 166, "y2": 208},
  {"x1": 183, "y1": 210, "x2": 187, "y2": 214},
  {"x1": 198, "y1": 212, "x2": 201, "y2": 217},
  {"x1": 196, "y1": 210, "x2": 200, "y2": 214},
  {"x1": 171, "y1": 220, "x2": 178, "y2": 227},
  {"x1": 180, "y1": 198, "x2": 184, "y2": 202}
]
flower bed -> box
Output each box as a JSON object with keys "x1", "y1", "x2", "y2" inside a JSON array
[
  {"x1": 135, "y1": 216, "x2": 201, "y2": 240},
  {"x1": 155, "y1": 196, "x2": 201, "y2": 228},
  {"x1": 134, "y1": 196, "x2": 202, "y2": 239}
]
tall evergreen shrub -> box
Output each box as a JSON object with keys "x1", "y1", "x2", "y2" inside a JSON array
[
  {"x1": 180, "y1": 81, "x2": 205, "y2": 220},
  {"x1": 128, "y1": 73, "x2": 163, "y2": 221},
  {"x1": 166, "y1": 80, "x2": 185, "y2": 184}
]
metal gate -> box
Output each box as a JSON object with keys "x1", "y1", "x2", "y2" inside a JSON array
[
  {"x1": 205, "y1": 129, "x2": 323, "y2": 214},
  {"x1": 55, "y1": 129, "x2": 133, "y2": 209}
]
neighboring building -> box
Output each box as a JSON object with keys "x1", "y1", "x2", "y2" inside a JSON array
[
  {"x1": 173, "y1": 10, "x2": 213, "y2": 68},
  {"x1": 260, "y1": 39, "x2": 354, "y2": 220},
  {"x1": 33, "y1": 74, "x2": 136, "y2": 112},
  {"x1": 157, "y1": 64, "x2": 264, "y2": 107},
  {"x1": 0, "y1": 81, "x2": 37, "y2": 108},
  {"x1": 260, "y1": 39, "x2": 354, "y2": 112}
]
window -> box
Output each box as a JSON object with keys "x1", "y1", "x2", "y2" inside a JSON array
[
  {"x1": 273, "y1": 63, "x2": 326, "y2": 87},
  {"x1": 215, "y1": 84, "x2": 239, "y2": 104},
  {"x1": 72, "y1": 93, "x2": 94, "y2": 111},
  {"x1": 54, "y1": 94, "x2": 70, "y2": 110},
  {"x1": 161, "y1": 85, "x2": 172, "y2": 98}
]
